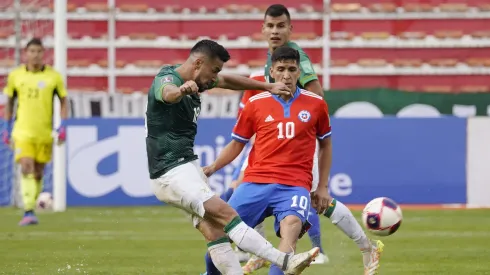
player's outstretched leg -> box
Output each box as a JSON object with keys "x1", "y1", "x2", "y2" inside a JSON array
[
  {"x1": 242, "y1": 222, "x2": 270, "y2": 274},
  {"x1": 307, "y1": 205, "x2": 329, "y2": 264},
  {"x1": 324, "y1": 199, "x2": 384, "y2": 274}
]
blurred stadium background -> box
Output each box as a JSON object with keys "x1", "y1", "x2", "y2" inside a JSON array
[{"x1": 0, "y1": 1, "x2": 490, "y2": 274}]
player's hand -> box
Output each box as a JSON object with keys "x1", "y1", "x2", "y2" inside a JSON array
[
  {"x1": 268, "y1": 82, "x2": 291, "y2": 96},
  {"x1": 202, "y1": 164, "x2": 216, "y2": 177},
  {"x1": 180, "y1": 80, "x2": 199, "y2": 95},
  {"x1": 56, "y1": 120, "x2": 66, "y2": 145},
  {"x1": 311, "y1": 187, "x2": 332, "y2": 215}
]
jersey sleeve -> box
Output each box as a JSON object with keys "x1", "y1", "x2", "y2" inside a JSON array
[
  {"x1": 3, "y1": 71, "x2": 15, "y2": 97},
  {"x1": 316, "y1": 102, "x2": 332, "y2": 140},
  {"x1": 298, "y1": 50, "x2": 319, "y2": 87},
  {"x1": 232, "y1": 101, "x2": 256, "y2": 143},
  {"x1": 54, "y1": 72, "x2": 68, "y2": 98},
  {"x1": 154, "y1": 74, "x2": 181, "y2": 102}
]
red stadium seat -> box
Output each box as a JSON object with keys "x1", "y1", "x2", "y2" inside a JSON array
[
  {"x1": 439, "y1": 3, "x2": 469, "y2": 13},
  {"x1": 398, "y1": 31, "x2": 427, "y2": 40},
  {"x1": 330, "y1": 59, "x2": 350, "y2": 67},
  {"x1": 422, "y1": 86, "x2": 453, "y2": 93},
  {"x1": 367, "y1": 3, "x2": 397, "y2": 13},
  {"x1": 433, "y1": 30, "x2": 464, "y2": 40},
  {"x1": 360, "y1": 32, "x2": 390, "y2": 40},
  {"x1": 393, "y1": 59, "x2": 423, "y2": 68},
  {"x1": 84, "y1": 2, "x2": 109, "y2": 12},
  {"x1": 357, "y1": 59, "x2": 388, "y2": 67},
  {"x1": 331, "y1": 3, "x2": 362, "y2": 13},
  {"x1": 428, "y1": 59, "x2": 459, "y2": 67},
  {"x1": 118, "y1": 4, "x2": 149, "y2": 13},
  {"x1": 402, "y1": 3, "x2": 434, "y2": 12},
  {"x1": 460, "y1": 85, "x2": 490, "y2": 93}
]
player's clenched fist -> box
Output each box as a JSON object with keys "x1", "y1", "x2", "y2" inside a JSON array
[{"x1": 180, "y1": 80, "x2": 199, "y2": 95}]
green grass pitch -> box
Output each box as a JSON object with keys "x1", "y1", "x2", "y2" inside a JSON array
[{"x1": 1, "y1": 207, "x2": 489, "y2": 274}]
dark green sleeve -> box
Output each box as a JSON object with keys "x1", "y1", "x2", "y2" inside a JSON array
[
  {"x1": 298, "y1": 51, "x2": 318, "y2": 87},
  {"x1": 154, "y1": 74, "x2": 181, "y2": 102}
]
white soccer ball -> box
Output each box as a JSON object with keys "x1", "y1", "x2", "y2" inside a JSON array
[
  {"x1": 36, "y1": 192, "x2": 53, "y2": 210},
  {"x1": 362, "y1": 197, "x2": 403, "y2": 237}
]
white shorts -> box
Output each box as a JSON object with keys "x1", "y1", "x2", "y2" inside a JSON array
[
  {"x1": 239, "y1": 141, "x2": 320, "y2": 192},
  {"x1": 151, "y1": 160, "x2": 214, "y2": 227}
]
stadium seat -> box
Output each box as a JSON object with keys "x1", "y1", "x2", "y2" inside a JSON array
[
  {"x1": 434, "y1": 30, "x2": 464, "y2": 40},
  {"x1": 439, "y1": 3, "x2": 469, "y2": 13},
  {"x1": 251, "y1": 33, "x2": 265, "y2": 41},
  {"x1": 84, "y1": 2, "x2": 109, "y2": 12},
  {"x1": 477, "y1": 3, "x2": 490, "y2": 11},
  {"x1": 67, "y1": 59, "x2": 92, "y2": 68},
  {"x1": 330, "y1": 31, "x2": 355, "y2": 40},
  {"x1": 127, "y1": 33, "x2": 158, "y2": 40},
  {"x1": 357, "y1": 59, "x2": 388, "y2": 67},
  {"x1": 331, "y1": 3, "x2": 362, "y2": 13},
  {"x1": 330, "y1": 59, "x2": 350, "y2": 67},
  {"x1": 460, "y1": 85, "x2": 490, "y2": 93},
  {"x1": 465, "y1": 58, "x2": 490, "y2": 67},
  {"x1": 422, "y1": 86, "x2": 453, "y2": 93},
  {"x1": 247, "y1": 59, "x2": 266, "y2": 68},
  {"x1": 290, "y1": 32, "x2": 317, "y2": 40},
  {"x1": 367, "y1": 3, "x2": 397, "y2": 13},
  {"x1": 398, "y1": 31, "x2": 427, "y2": 40},
  {"x1": 402, "y1": 3, "x2": 434, "y2": 12},
  {"x1": 118, "y1": 4, "x2": 149, "y2": 13},
  {"x1": 393, "y1": 59, "x2": 423, "y2": 68},
  {"x1": 471, "y1": 31, "x2": 490, "y2": 39},
  {"x1": 360, "y1": 32, "x2": 391, "y2": 40},
  {"x1": 134, "y1": 60, "x2": 162, "y2": 68},
  {"x1": 428, "y1": 59, "x2": 459, "y2": 67}
]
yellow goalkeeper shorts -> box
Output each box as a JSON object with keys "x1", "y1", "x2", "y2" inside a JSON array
[{"x1": 13, "y1": 139, "x2": 53, "y2": 164}]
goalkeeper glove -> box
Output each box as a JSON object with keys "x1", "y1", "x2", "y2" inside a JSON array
[
  {"x1": 2, "y1": 120, "x2": 12, "y2": 145},
  {"x1": 56, "y1": 120, "x2": 66, "y2": 143}
]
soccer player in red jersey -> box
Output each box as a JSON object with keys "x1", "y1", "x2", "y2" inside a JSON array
[{"x1": 204, "y1": 46, "x2": 328, "y2": 275}]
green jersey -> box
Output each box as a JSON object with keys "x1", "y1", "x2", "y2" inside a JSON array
[
  {"x1": 264, "y1": 41, "x2": 318, "y2": 89},
  {"x1": 145, "y1": 65, "x2": 210, "y2": 179}
]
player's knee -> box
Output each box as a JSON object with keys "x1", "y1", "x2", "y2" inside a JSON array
[
  {"x1": 203, "y1": 196, "x2": 238, "y2": 227},
  {"x1": 279, "y1": 215, "x2": 303, "y2": 240},
  {"x1": 19, "y1": 158, "x2": 35, "y2": 175}
]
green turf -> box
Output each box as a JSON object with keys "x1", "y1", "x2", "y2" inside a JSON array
[{"x1": 1, "y1": 207, "x2": 489, "y2": 274}]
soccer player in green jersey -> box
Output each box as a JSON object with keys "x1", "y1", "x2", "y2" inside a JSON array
[
  {"x1": 239, "y1": 5, "x2": 384, "y2": 275},
  {"x1": 146, "y1": 39, "x2": 320, "y2": 275}
]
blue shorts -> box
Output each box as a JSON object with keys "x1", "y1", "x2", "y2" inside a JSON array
[{"x1": 228, "y1": 182, "x2": 311, "y2": 238}]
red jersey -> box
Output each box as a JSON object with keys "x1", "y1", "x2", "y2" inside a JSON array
[
  {"x1": 232, "y1": 87, "x2": 332, "y2": 191},
  {"x1": 238, "y1": 71, "x2": 265, "y2": 117}
]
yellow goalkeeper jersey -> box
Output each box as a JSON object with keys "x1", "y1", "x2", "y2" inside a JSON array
[{"x1": 3, "y1": 65, "x2": 67, "y2": 143}]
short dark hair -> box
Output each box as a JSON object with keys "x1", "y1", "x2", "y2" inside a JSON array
[
  {"x1": 264, "y1": 4, "x2": 291, "y2": 21},
  {"x1": 26, "y1": 38, "x2": 43, "y2": 48},
  {"x1": 271, "y1": 46, "x2": 300, "y2": 65},
  {"x1": 190, "y1": 39, "x2": 230, "y2": 63}
]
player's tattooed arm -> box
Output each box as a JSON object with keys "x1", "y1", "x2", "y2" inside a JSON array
[
  {"x1": 304, "y1": 80, "x2": 324, "y2": 97},
  {"x1": 203, "y1": 140, "x2": 246, "y2": 177},
  {"x1": 217, "y1": 74, "x2": 290, "y2": 96}
]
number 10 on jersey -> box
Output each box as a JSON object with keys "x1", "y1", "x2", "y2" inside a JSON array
[{"x1": 277, "y1": 122, "x2": 295, "y2": 139}]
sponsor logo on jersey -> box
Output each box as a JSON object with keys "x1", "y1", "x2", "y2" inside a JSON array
[
  {"x1": 298, "y1": 110, "x2": 311, "y2": 122},
  {"x1": 37, "y1": 81, "x2": 45, "y2": 88},
  {"x1": 265, "y1": 115, "x2": 274, "y2": 122}
]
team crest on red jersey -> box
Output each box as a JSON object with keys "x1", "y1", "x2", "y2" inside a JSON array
[{"x1": 298, "y1": 110, "x2": 311, "y2": 122}]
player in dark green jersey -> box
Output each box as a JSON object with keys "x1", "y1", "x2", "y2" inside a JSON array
[{"x1": 147, "y1": 39, "x2": 319, "y2": 275}]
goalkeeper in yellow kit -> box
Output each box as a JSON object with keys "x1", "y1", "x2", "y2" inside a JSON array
[{"x1": 2, "y1": 38, "x2": 68, "y2": 226}]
